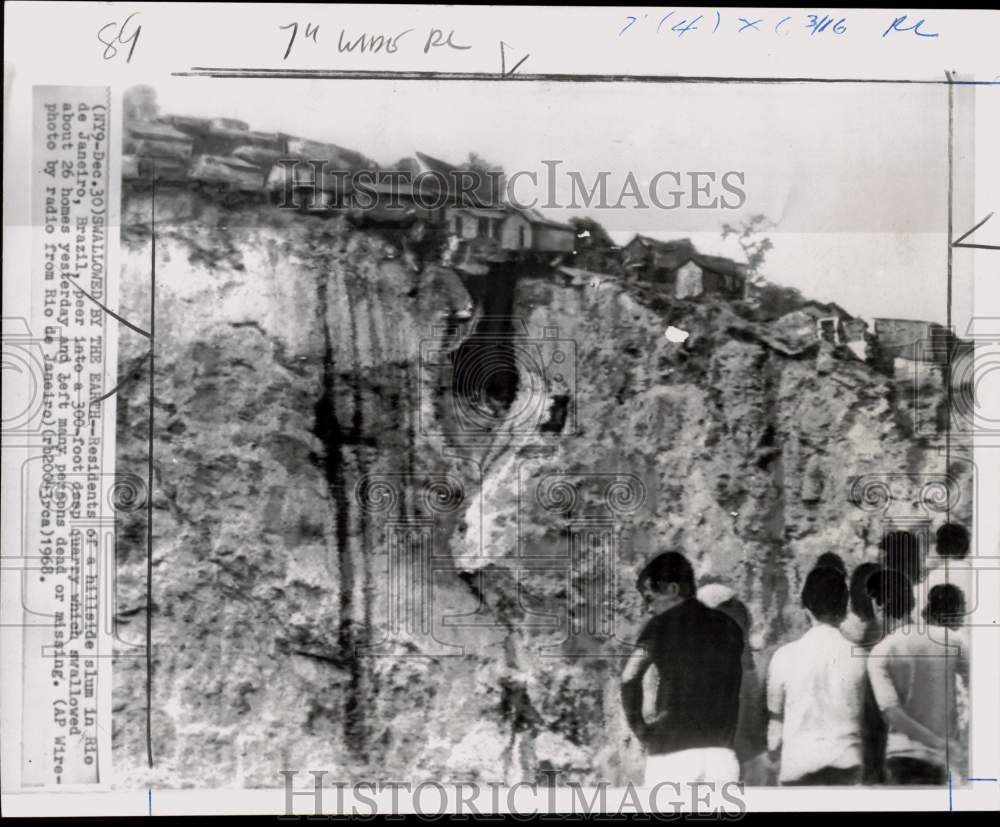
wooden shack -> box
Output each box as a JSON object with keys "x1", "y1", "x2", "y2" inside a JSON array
[{"x1": 621, "y1": 235, "x2": 746, "y2": 300}]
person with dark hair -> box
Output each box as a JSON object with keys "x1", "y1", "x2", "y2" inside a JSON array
[
  {"x1": 925, "y1": 583, "x2": 966, "y2": 631},
  {"x1": 867, "y1": 569, "x2": 965, "y2": 784},
  {"x1": 924, "y1": 583, "x2": 971, "y2": 780},
  {"x1": 923, "y1": 523, "x2": 973, "y2": 630},
  {"x1": 766, "y1": 567, "x2": 869, "y2": 785},
  {"x1": 935, "y1": 523, "x2": 971, "y2": 559},
  {"x1": 839, "y1": 561, "x2": 888, "y2": 783},
  {"x1": 841, "y1": 562, "x2": 883, "y2": 646},
  {"x1": 816, "y1": 552, "x2": 847, "y2": 577},
  {"x1": 621, "y1": 551, "x2": 745, "y2": 786}
]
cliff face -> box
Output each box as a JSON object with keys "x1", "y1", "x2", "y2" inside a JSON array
[{"x1": 113, "y1": 191, "x2": 972, "y2": 788}]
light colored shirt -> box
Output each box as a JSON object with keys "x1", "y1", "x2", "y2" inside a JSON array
[
  {"x1": 867, "y1": 622, "x2": 965, "y2": 766},
  {"x1": 767, "y1": 623, "x2": 868, "y2": 783}
]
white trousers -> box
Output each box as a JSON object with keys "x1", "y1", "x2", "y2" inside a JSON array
[{"x1": 644, "y1": 747, "x2": 740, "y2": 787}]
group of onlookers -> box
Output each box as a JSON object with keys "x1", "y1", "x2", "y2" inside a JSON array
[{"x1": 621, "y1": 524, "x2": 970, "y2": 787}]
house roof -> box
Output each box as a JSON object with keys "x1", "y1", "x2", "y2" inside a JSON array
[
  {"x1": 689, "y1": 253, "x2": 748, "y2": 280},
  {"x1": 627, "y1": 234, "x2": 696, "y2": 252},
  {"x1": 127, "y1": 120, "x2": 193, "y2": 142},
  {"x1": 415, "y1": 151, "x2": 503, "y2": 207},
  {"x1": 194, "y1": 154, "x2": 261, "y2": 171},
  {"x1": 622, "y1": 235, "x2": 748, "y2": 281},
  {"x1": 507, "y1": 205, "x2": 574, "y2": 232},
  {"x1": 801, "y1": 299, "x2": 855, "y2": 320},
  {"x1": 283, "y1": 135, "x2": 375, "y2": 170},
  {"x1": 366, "y1": 181, "x2": 443, "y2": 199},
  {"x1": 450, "y1": 206, "x2": 507, "y2": 219},
  {"x1": 164, "y1": 115, "x2": 213, "y2": 134},
  {"x1": 415, "y1": 151, "x2": 458, "y2": 176},
  {"x1": 873, "y1": 318, "x2": 944, "y2": 335},
  {"x1": 210, "y1": 118, "x2": 250, "y2": 132}
]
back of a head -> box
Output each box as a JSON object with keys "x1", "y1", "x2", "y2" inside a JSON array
[
  {"x1": 936, "y1": 523, "x2": 970, "y2": 560},
  {"x1": 637, "y1": 551, "x2": 695, "y2": 597},
  {"x1": 849, "y1": 561, "x2": 881, "y2": 622},
  {"x1": 880, "y1": 530, "x2": 923, "y2": 584},
  {"x1": 866, "y1": 568, "x2": 915, "y2": 620},
  {"x1": 801, "y1": 566, "x2": 849, "y2": 623},
  {"x1": 926, "y1": 583, "x2": 966, "y2": 626},
  {"x1": 816, "y1": 552, "x2": 847, "y2": 576}
]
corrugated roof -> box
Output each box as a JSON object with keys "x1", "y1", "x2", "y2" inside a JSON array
[
  {"x1": 193, "y1": 154, "x2": 261, "y2": 171},
  {"x1": 627, "y1": 234, "x2": 695, "y2": 252},
  {"x1": 127, "y1": 120, "x2": 192, "y2": 142}
]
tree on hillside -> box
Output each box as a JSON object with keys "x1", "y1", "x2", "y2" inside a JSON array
[{"x1": 721, "y1": 213, "x2": 774, "y2": 285}]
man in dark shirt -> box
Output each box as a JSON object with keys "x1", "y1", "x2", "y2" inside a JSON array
[{"x1": 621, "y1": 551, "x2": 744, "y2": 785}]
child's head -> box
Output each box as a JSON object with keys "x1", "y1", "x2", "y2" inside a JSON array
[{"x1": 925, "y1": 583, "x2": 966, "y2": 630}]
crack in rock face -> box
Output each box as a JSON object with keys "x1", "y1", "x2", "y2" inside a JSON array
[{"x1": 112, "y1": 190, "x2": 972, "y2": 789}]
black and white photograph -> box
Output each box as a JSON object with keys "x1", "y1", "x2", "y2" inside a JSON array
[{"x1": 2, "y1": 2, "x2": 999, "y2": 818}]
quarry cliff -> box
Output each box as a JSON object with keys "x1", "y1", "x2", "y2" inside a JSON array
[{"x1": 112, "y1": 189, "x2": 972, "y2": 788}]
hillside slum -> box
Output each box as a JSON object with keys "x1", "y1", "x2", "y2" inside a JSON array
[{"x1": 123, "y1": 111, "x2": 972, "y2": 386}]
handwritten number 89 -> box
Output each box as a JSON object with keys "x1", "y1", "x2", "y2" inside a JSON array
[{"x1": 97, "y1": 12, "x2": 142, "y2": 63}]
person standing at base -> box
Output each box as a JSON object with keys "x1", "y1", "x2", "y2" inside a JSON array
[
  {"x1": 866, "y1": 569, "x2": 966, "y2": 785},
  {"x1": 620, "y1": 552, "x2": 744, "y2": 786},
  {"x1": 839, "y1": 561, "x2": 889, "y2": 783},
  {"x1": 697, "y1": 583, "x2": 766, "y2": 774},
  {"x1": 922, "y1": 523, "x2": 974, "y2": 625},
  {"x1": 766, "y1": 566, "x2": 870, "y2": 785}
]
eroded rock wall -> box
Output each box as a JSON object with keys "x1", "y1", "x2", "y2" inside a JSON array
[{"x1": 112, "y1": 192, "x2": 971, "y2": 788}]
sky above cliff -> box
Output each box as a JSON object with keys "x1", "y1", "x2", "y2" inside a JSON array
[{"x1": 152, "y1": 77, "x2": 972, "y2": 328}]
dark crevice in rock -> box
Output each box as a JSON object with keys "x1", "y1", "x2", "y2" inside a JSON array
[
  {"x1": 453, "y1": 265, "x2": 522, "y2": 416},
  {"x1": 312, "y1": 268, "x2": 368, "y2": 763}
]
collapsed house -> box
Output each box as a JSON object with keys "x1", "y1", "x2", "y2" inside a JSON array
[{"x1": 794, "y1": 300, "x2": 869, "y2": 358}]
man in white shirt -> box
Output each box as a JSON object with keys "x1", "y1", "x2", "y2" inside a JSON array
[
  {"x1": 866, "y1": 569, "x2": 966, "y2": 785},
  {"x1": 766, "y1": 566, "x2": 870, "y2": 785}
]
